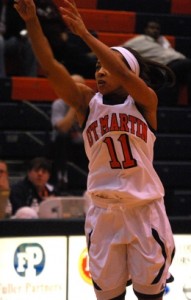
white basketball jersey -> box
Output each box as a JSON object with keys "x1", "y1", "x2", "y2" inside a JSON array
[{"x1": 83, "y1": 93, "x2": 164, "y2": 206}]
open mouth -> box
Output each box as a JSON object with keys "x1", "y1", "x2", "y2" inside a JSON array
[{"x1": 97, "y1": 80, "x2": 106, "y2": 86}]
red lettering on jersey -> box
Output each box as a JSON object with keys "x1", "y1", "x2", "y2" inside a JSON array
[
  {"x1": 100, "y1": 115, "x2": 109, "y2": 135},
  {"x1": 86, "y1": 128, "x2": 94, "y2": 147},
  {"x1": 86, "y1": 121, "x2": 98, "y2": 147},
  {"x1": 110, "y1": 113, "x2": 119, "y2": 131},
  {"x1": 119, "y1": 113, "x2": 129, "y2": 132},
  {"x1": 85, "y1": 113, "x2": 148, "y2": 147},
  {"x1": 137, "y1": 119, "x2": 147, "y2": 142},
  {"x1": 128, "y1": 115, "x2": 137, "y2": 134},
  {"x1": 90, "y1": 121, "x2": 99, "y2": 141}
]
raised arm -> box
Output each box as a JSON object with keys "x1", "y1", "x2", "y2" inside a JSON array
[
  {"x1": 60, "y1": 0, "x2": 157, "y2": 112},
  {"x1": 14, "y1": 0, "x2": 92, "y2": 125}
]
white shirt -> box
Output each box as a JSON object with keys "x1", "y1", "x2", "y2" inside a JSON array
[
  {"x1": 123, "y1": 35, "x2": 185, "y2": 65},
  {"x1": 83, "y1": 93, "x2": 164, "y2": 206}
]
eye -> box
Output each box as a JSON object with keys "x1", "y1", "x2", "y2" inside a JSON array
[{"x1": 95, "y1": 62, "x2": 101, "y2": 71}]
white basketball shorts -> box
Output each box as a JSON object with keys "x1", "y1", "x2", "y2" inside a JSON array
[{"x1": 85, "y1": 197, "x2": 175, "y2": 300}]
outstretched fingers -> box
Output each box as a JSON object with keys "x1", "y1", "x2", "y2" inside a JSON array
[
  {"x1": 14, "y1": 0, "x2": 36, "y2": 21},
  {"x1": 60, "y1": 0, "x2": 79, "y2": 20},
  {"x1": 59, "y1": 7, "x2": 77, "y2": 32},
  {"x1": 59, "y1": 0, "x2": 87, "y2": 35},
  {"x1": 60, "y1": 7, "x2": 76, "y2": 20}
]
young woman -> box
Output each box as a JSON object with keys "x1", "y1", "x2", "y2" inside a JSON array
[{"x1": 14, "y1": 1, "x2": 175, "y2": 299}]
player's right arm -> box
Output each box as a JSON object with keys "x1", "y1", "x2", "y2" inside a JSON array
[{"x1": 14, "y1": 0, "x2": 92, "y2": 125}]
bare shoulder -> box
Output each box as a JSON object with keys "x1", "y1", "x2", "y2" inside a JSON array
[
  {"x1": 76, "y1": 83, "x2": 95, "y2": 103},
  {"x1": 75, "y1": 83, "x2": 96, "y2": 126},
  {"x1": 136, "y1": 88, "x2": 158, "y2": 130}
]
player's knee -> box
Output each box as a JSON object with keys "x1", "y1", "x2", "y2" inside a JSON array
[{"x1": 110, "y1": 291, "x2": 126, "y2": 300}]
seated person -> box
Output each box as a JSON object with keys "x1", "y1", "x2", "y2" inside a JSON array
[
  {"x1": 0, "y1": 0, "x2": 37, "y2": 77},
  {"x1": 36, "y1": 0, "x2": 97, "y2": 79},
  {"x1": 0, "y1": 160, "x2": 11, "y2": 218},
  {"x1": 10, "y1": 157, "x2": 56, "y2": 214},
  {"x1": 49, "y1": 74, "x2": 88, "y2": 192},
  {"x1": 11, "y1": 206, "x2": 39, "y2": 219},
  {"x1": 122, "y1": 20, "x2": 191, "y2": 105},
  {"x1": 64, "y1": 30, "x2": 97, "y2": 79}
]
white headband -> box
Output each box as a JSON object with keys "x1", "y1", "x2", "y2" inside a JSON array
[{"x1": 111, "y1": 46, "x2": 140, "y2": 76}]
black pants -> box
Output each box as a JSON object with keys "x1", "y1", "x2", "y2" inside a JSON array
[
  {"x1": 157, "y1": 58, "x2": 191, "y2": 106},
  {"x1": 48, "y1": 134, "x2": 88, "y2": 191}
]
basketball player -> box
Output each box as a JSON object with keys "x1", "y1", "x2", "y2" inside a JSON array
[{"x1": 14, "y1": 0, "x2": 175, "y2": 299}]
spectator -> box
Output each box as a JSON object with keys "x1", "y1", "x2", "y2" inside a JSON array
[
  {"x1": 10, "y1": 157, "x2": 56, "y2": 214},
  {"x1": 49, "y1": 74, "x2": 88, "y2": 192},
  {"x1": 122, "y1": 20, "x2": 191, "y2": 105},
  {"x1": 0, "y1": 160, "x2": 12, "y2": 218},
  {"x1": 0, "y1": 0, "x2": 37, "y2": 77},
  {"x1": 36, "y1": 0, "x2": 68, "y2": 62},
  {"x1": 64, "y1": 30, "x2": 97, "y2": 78},
  {"x1": 11, "y1": 206, "x2": 39, "y2": 219}
]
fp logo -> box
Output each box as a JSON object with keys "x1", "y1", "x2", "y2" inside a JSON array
[{"x1": 14, "y1": 243, "x2": 45, "y2": 277}]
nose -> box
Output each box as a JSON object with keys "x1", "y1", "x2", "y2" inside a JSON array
[
  {"x1": 96, "y1": 66, "x2": 106, "y2": 77},
  {"x1": 37, "y1": 169, "x2": 44, "y2": 176}
]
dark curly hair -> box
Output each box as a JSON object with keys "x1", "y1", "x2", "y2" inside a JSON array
[
  {"x1": 123, "y1": 46, "x2": 176, "y2": 92},
  {"x1": 27, "y1": 157, "x2": 52, "y2": 173}
]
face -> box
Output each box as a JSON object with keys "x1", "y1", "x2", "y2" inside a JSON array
[
  {"x1": 28, "y1": 168, "x2": 50, "y2": 189},
  {"x1": 95, "y1": 51, "x2": 127, "y2": 96},
  {"x1": 145, "y1": 22, "x2": 161, "y2": 40}
]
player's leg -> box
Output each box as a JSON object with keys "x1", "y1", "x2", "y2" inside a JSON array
[
  {"x1": 110, "y1": 292, "x2": 163, "y2": 300},
  {"x1": 110, "y1": 291, "x2": 126, "y2": 300},
  {"x1": 128, "y1": 199, "x2": 175, "y2": 300},
  {"x1": 138, "y1": 297, "x2": 162, "y2": 300},
  {"x1": 110, "y1": 293, "x2": 163, "y2": 300},
  {"x1": 85, "y1": 204, "x2": 129, "y2": 300}
]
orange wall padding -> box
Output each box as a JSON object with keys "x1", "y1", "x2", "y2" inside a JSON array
[
  {"x1": 11, "y1": 77, "x2": 97, "y2": 101},
  {"x1": 11, "y1": 77, "x2": 57, "y2": 101},
  {"x1": 178, "y1": 85, "x2": 188, "y2": 106},
  {"x1": 171, "y1": 0, "x2": 191, "y2": 14},
  {"x1": 53, "y1": 0, "x2": 97, "y2": 9},
  {"x1": 9, "y1": 77, "x2": 187, "y2": 105},
  {"x1": 53, "y1": 0, "x2": 64, "y2": 8},
  {"x1": 74, "y1": 0, "x2": 97, "y2": 9},
  {"x1": 98, "y1": 33, "x2": 138, "y2": 47},
  {"x1": 78, "y1": 9, "x2": 136, "y2": 33}
]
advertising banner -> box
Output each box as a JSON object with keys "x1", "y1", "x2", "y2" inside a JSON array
[
  {"x1": 68, "y1": 235, "x2": 191, "y2": 300},
  {"x1": 0, "y1": 237, "x2": 67, "y2": 300},
  {"x1": 0, "y1": 234, "x2": 191, "y2": 299}
]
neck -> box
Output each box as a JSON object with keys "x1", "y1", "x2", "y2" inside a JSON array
[{"x1": 103, "y1": 92, "x2": 127, "y2": 105}]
